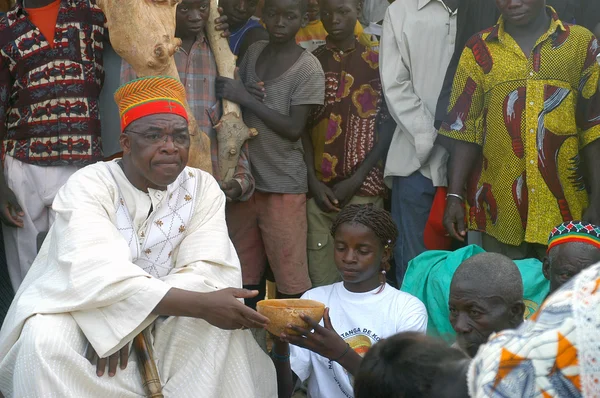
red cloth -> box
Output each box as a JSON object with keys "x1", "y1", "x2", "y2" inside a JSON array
[
  {"x1": 424, "y1": 187, "x2": 452, "y2": 251},
  {"x1": 26, "y1": 0, "x2": 61, "y2": 48}
]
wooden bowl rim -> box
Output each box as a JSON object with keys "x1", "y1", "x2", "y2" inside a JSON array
[{"x1": 256, "y1": 299, "x2": 325, "y2": 310}]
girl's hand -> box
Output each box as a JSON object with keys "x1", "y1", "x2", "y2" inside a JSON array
[{"x1": 281, "y1": 308, "x2": 348, "y2": 361}]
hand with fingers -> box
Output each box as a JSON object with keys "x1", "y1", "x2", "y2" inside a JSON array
[
  {"x1": 246, "y1": 81, "x2": 266, "y2": 102},
  {"x1": 198, "y1": 288, "x2": 270, "y2": 330},
  {"x1": 85, "y1": 342, "x2": 129, "y2": 377},
  {"x1": 443, "y1": 195, "x2": 466, "y2": 242},
  {"x1": 331, "y1": 175, "x2": 363, "y2": 209},
  {"x1": 0, "y1": 182, "x2": 24, "y2": 228},
  {"x1": 219, "y1": 180, "x2": 243, "y2": 202},
  {"x1": 280, "y1": 308, "x2": 352, "y2": 364},
  {"x1": 216, "y1": 68, "x2": 252, "y2": 105},
  {"x1": 214, "y1": 7, "x2": 230, "y2": 38},
  {"x1": 308, "y1": 178, "x2": 340, "y2": 213}
]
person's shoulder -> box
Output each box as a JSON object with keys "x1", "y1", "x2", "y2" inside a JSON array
[
  {"x1": 57, "y1": 162, "x2": 117, "y2": 199},
  {"x1": 387, "y1": 0, "x2": 419, "y2": 15},
  {"x1": 184, "y1": 166, "x2": 222, "y2": 195},
  {"x1": 298, "y1": 49, "x2": 325, "y2": 75},
  {"x1": 301, "y1": 282, "x2": 339, "y2": 301},
  {"x1": 563, "y1": 23, "x2": 597, "y2": 44},
  {"x1": 385, "y1": 286, "x2": 426, "y2": 311},
  {"x1": 247, "y1": 40, "x2": 269, "y2": 54},
  {"x1": 312, "y1": 43, "x2": 328, "y2": 59}
]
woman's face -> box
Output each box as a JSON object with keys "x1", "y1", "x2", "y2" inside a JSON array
[{"x1": 333, "y1": 222, "x2": 389, "y2": 292}]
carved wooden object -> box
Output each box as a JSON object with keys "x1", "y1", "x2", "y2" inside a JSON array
[
  {"x1": 97, "y1": 0, "x2": 213, "y2": 174},
  {"x1": 206, "y1": 0, "x2": 258, "y2": 181}
]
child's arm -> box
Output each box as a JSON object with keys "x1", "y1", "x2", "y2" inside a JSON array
[
  {"x1": 271, "y1": 340, "x2": 296, "y2": 398},
  {"x1": 283, "y1": 308, "x2": 363, "y2": 376},
  {"x1": 301, "y1": 130, "x2": 340, "y2": 212},
  {"x1": 216, "y1": 76, "x2": 312, "y2": 141}
]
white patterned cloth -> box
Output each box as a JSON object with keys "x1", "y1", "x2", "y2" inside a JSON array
[
  {"x1": 0, "y1": 160, "x2": 276, "y2": 397},
  {"x1": 468, "y1": 262, "x2": 600, "y2": 398}
]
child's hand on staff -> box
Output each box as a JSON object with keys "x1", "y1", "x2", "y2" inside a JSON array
[
  {"x1": 214, "y1": 7, "x2": 231, "y2": 38},
  {"x1": 216, "y1": 69, "x2": 251, "y2": 105}
]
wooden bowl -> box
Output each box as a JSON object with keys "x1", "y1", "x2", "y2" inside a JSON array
[{"x1": 256, "y1": 299, "x2": 326, "y2": 336}]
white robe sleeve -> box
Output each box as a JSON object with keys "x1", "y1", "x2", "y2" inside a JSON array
[{"x1": 72, "y1": 170, "x2": 242, "y2": 357}]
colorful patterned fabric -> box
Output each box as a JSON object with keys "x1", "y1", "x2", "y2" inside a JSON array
[
  {"x1": 121, "y1": 39, "x2": 254, "y2": 201},
  {"x1": 114, "y1": 76, "x2": 188, "y2": 131},
  {"x1": 468, "y1": 261, "x2": 600, "y2": 397},
  {"x1": 308, "y1": 38, "x2": 389, "y2": 197},
  {"x1": 295, "y1": 19, "x2": 364, "y2": 52},
  {"x1": 547, "y1": 220, "x2": 600, "y2": 253},
  {"x1": 0, "y1": 0, "x2": 106, "y2": 166},
  {"x1": 401, "y1": 245, "x2": 549, "y2": 343},
  {"x1": 439, "y1": 7, "x2": 600, "y2": 246}
]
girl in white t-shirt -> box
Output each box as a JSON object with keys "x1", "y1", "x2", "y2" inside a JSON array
[{"x1": 271, "y1": 204, "x2": 428, "y2": 398}]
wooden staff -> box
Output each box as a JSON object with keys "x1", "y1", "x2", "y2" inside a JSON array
[
  {"x1": 206, "y1": 0, "x2": 258, "y2": 182},
  {"x1": 133, "y1": 328, "x2": 164, "y2": 398}
]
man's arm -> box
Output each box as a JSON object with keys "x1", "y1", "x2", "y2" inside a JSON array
[
  {"x1": 379, "y1": 6, "x2": 437, "y2": 166},
  {"x1": 302, "y1": 108, "x2": 340, "y2": 212},
  {"x1": 577, "y1": 39, "x2": 600, "y2": 225},
  {"x1": 438, "y1": 44, "x2": 486, "y2": 241}
]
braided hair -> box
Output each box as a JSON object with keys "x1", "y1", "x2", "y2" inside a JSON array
[{"x1": 330, "y1": 204, "x2": 398, "y2": 272}]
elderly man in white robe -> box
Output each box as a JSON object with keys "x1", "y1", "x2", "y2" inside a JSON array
[{"x1": 0, "y1": 76, "x2": 277, "y2": 397}]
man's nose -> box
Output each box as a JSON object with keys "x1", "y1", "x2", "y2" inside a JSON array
[
  {"x1": 505, "y1": 0, "x2": 523, "y2": 9},
  {"x1": 189, "y1": 9, "x2": 202, "y2": 21},
  {"x1": 159, "y1": 136, "x2": 179, "y2": 153},
  {"x1": 453, "y1": 313, "x2": 472, "y2": 333}
]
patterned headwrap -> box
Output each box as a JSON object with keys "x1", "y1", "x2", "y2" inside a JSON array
[
  {"x1": 114, "y1": 76, "x2": 188, "y2": 131},
  {"x1": 547, "y1": 221, "x2": 600, "y2": 254}
]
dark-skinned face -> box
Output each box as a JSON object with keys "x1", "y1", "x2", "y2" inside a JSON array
[
  {"x1": 176, "y1": 0, "x2": 210, "y2": 37},
  {"x1": 220, "y1": 0, "x2": 259, "y2": 28},
  {"x1": 262, "y1": 0, "x2": 307, "y2": 44},
  {"x1": 494, "y1": 0, "x2": 546, "y2": 27},
  {"x1": 333, "y1": 222, "x2": 390, "y2": 293},
  {"x1": 449, "y1": 279, "x2": 523, "y2": 357},
  {"x1": 543, "y1": 243, "x2": 600, "y2": 294},
  {"x1": 120, "y1": 114, "x2": 190, "y2": 191},
  {"x1": 306, "y1": 0, "x2": 320, "y2": 22},
  {"x1": 320, "y1": 0, "x2": 359, "y2": 44}
]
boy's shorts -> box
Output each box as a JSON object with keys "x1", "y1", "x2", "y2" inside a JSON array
[{"x1": 226, "y1": 192, "x2": 312, "y2": 295}]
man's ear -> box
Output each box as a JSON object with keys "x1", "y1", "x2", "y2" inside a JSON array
[
  {"x1": 542, "y1": 256, "x2": 550, "y2": 281},
  {"x1": 509, "y1": 301, "x2": 526, "y2": 327},
  {"x1": 120, "y1": 132, "x2": 131, "y2": 155}
]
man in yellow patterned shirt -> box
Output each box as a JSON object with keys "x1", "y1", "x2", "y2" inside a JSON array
[{"x1": 439, "y1": 0, "x2": 600, "y2": 260}]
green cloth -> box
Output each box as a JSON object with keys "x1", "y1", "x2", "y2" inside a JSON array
[{"x1": 400, "y1": 245, "x2": 550, "y2": 343}]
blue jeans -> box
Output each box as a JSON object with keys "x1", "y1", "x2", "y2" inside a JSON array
[{"x1": 391, "y1": 172, "x2": 435, "y2": 287}]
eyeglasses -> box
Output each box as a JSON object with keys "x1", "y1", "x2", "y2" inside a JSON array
[{"x1": 125, "y1": 130, "x2": 191, "y2": 148}]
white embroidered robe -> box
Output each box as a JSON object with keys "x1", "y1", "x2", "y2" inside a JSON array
[{"x1": 0, "y1": 161, "x2": 276, "y2": 397}]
